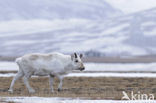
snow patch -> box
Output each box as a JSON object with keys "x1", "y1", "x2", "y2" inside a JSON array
[
  {"x1": 2, "y1": 72, "x2": 156, "y2": 78},
  {"x1": 2, "y1": 97, "x2": 156, "y2": 103},
  {"x1": 1, "y1": 62, "x2": 156, "y2": 72},
  {"x1": 67, "y1": 73, "x2": 156, "y2": 78}
]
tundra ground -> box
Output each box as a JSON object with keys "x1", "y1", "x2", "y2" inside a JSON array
[{"x1": 0, "y1": 77, "x2": 156, "y2": 100}]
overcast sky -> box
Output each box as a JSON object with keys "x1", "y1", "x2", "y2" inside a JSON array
[{"x1": 105, "y1": 0, "x2": 156, "y2": 14}]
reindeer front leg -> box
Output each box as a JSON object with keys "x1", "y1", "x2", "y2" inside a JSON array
[
  {"x1": 23, "y1": 74, "x2": 35, "y2": 93},
  {"x1": 49, "y1": 74, "x2": 55, "y2": 93},
  {"x1": 57, "y1": 75, "x2": 64, "y2": 91}
]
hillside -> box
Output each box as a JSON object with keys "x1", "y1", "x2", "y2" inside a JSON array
[{"x1": 0, "y1": 1, "x2": 156, "y2": 57}]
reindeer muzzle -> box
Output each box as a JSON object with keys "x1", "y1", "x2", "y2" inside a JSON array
[{"x1": 79, "y1": 67, "x2": 85, "y2": 71}]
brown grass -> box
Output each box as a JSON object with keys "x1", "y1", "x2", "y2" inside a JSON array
[{"x1": 0, "y1": 77, "x2": 156, "y2": 100}]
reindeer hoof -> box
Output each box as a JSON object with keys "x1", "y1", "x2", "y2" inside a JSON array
[
  {"x1": 8, "y1": 89, "x2": 13, "y2": 93},
  {"x1": 51, "y1": 90, "x2": 54, "y2": 93},
  {"x1": 58, "y1": 88, "x2": 61, "y2": 92},
  {"x1": 29, "y1": 89, "x2": 35, "y2": 93}
]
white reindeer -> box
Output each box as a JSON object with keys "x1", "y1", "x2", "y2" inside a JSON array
[{"x1": 8, "y1": 52, "x2": 85, "y2": 93}]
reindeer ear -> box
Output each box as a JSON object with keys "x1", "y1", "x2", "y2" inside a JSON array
[
  {"x1": 80, "y1": 54, "x2": 83, "y2": 58},
  {"x1": 74, "y1": 53, "x2": 77, "y2": 58}
]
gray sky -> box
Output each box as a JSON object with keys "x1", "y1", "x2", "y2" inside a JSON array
[{"x1": 105, "y1": 0, "x2": 156, "y2": 14}]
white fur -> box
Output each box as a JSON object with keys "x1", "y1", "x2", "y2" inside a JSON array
[{"x1": 8, "y1": 52, "x2": 85, "y2": 93}]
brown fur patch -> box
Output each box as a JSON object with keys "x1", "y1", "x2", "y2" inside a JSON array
[
  {"x1": 42, "y1": 68, "x2": 47, "y2": 72},
  {"x1": 43, "y1": 54, "x2": 52, "y2": 60},
  {"x1": 29, "y1": 54, "x2": 53, "y2": 61},
  {"x1": 29, "y1": 55, "x2": 39, "y2": 60},
  {"x1": 42, "y1": 54, "x2": 53, "y2": 61}
]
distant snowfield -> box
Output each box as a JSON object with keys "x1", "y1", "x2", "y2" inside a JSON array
[
  {"x1": 0, "y1": 62, "x2": 18, "y2": 71},
  {"x1": 2, "y1": 97, "x2": 156, "y2": 103},
  {"x1": 1, "y1": 62, "x2": 156, "y2": 77},
  {"x1": 86, "y1": 63, "x2": 156, "y2": 72},
  {"x1": 1, "y1": 62, "x2": 156, "y2": 72}
]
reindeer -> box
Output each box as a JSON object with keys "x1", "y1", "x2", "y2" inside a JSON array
[{"x1": 8, "y1": 52, "x2": 85, "y2": 93}]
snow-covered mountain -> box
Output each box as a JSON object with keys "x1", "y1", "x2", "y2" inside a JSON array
[
  {"x1": 0, "y1": 0, "x2": 121, "y2": 21},
  {"x1": 0, "y1": 7, "x2": 156, "y2": 57},
  {"x1": 0, "y1": 0, "x2": 156, "y2": 57}
]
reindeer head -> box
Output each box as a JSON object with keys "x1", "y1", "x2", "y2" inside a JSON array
[{"x1": 71, "y1": 53, "x2": 85, "y2": 71}]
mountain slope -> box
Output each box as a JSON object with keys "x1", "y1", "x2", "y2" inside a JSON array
[
  {"x1": 0, "y1": 0, "x2": 121, "y2": 21},
  {"x1": 0, "y1": 3, "x2": 156, "y2": 57}
]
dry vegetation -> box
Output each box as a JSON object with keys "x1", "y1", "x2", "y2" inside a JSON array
[{"x1": 0, "y1": 77, "x2": 156, "y2": 100}]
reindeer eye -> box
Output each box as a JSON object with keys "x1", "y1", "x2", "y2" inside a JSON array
[{"x1": 75, "y1": 60, "x2": 78, "y2": 63}]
